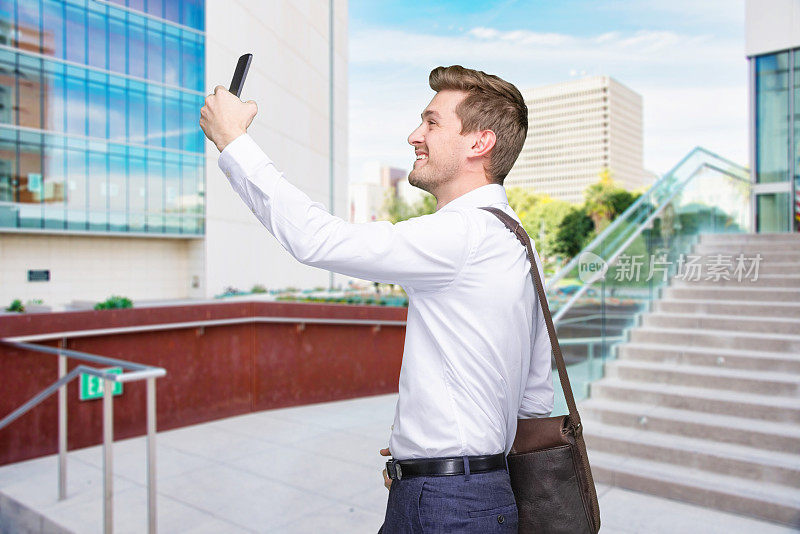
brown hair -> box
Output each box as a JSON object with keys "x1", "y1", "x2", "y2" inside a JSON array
[{"x1": 429, "y1": 65, "x2": 528, "y2": 185}]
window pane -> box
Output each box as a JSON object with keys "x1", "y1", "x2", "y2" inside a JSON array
[
  {"x1": 87, "y1": 11, "x2": 107, "y2": 70},
  {"x1": 164, "y1": 0, "x2": 179, "y2": 25},
  {"x1": 164, "y1": 31, "x2": 179, "y2": 86},
  {"x1": 17, "y1": 0, "x2": 41, "y2": 53},
  {"x1": 43, "y1": 62, "x2": 65, "y2": 132},
  {"x1": 109, "y1": 152, "x2": 126, "y2": 230},
  {"x1": 43, "y1": 144, "x2": 65, "y2": 204},
  {"x1": 182, "y1": 0, "x2": 203, "y2": 31},
  {"x1": 0, "y1": 0, "x2": 14, "y2": 47},
  {"x1": 17, "y1": 57, "x2": 42, "y2": 129},
  {"x1": 181, "y1": 154, "x2": 198, "y2": 232},
  {"x1": 108, "y1": 79, "x2": 126, "y2": 142},
  {"x1": 0, "y1": 50, "x2": 15, "y2": 125},
  {"x1": 757, "y1": 192, "x2": 790, "y2": 232},
  {"x1": 108, "y1": 12, "x2": 126, "y2": 76},
  {"x1": 88, "y1": 150, "x2": 107, "y2": 229},
  {"x1": 129, "y1": 148, "x2": 145, "y2": 231},
  {"x1": 42, "y1": 0, "x2": 64, "y2": 58},
  {"x1": 128, "y1": 82, "x2": 145, "y2": 144},
  {"x1": 128, "y1": 0, "x2": 145, "y2": 13},
  {"x1": 18, "y1": 133, "x2": 43, "y2": 227},
  {"x1": 128, "y1": 16, "x2": 145, "y2": 79},
  {"x1": 65, "y1": 72, "x2": 86, "y2": 136},
  {"x1": 146, "y1": 23, "x2": 163, "y2": 83},
  {"x1": 65, "y1": 5, "x2": 86, "y2": 64},
  {"x1": 755, "y1": 53, "x2": 790, "y2": 184},
  {"x1": 88, "y1": 76, "x2": 107, "y2": 138},
  {"x1": 0, "y1": 134, "x2": 16, "y2": 206},
  {"x1": 164, "y1": 88, "x2": 180, "y2": 149},
  {"x1": 181, "y1": 31, "x2": 202, "y2": 91},
  {"x1": 146, "y1": 152, "x2": 163, "y2": 232},
  {"x1": 66, "y1": 143, "x2": 86, "y2": 229},
  {"x1": 165, "y1": 156, "x2": 179, "y2": 232},
  {"x1": 146, "y1": 85, "x2": 164, "y2": 147},
  {"x1": 146, "y1": 0, "x2": 163, "y2": 20}
]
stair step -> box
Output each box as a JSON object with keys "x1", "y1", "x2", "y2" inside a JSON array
[
  {"x1": 671, "y1": 274, "x2": 800, "y2": 288},
  {"x1": 641, "y1": 311, "x2": 800, "y2": 336},
  {"x1": 663, "y1": 285, "x2": 800, "y2": 303},
  {"x1": 629, "y1": 326, "x2": 800, "y2": 353},
  {"x1": 589, "y1": 378, "x2": 800, "y2": 423},
  {"x1": 586, "y1": 449, "x2": 800, "y2": 525},
  {"x1": 617, "y1": 342, "x2": 800, "y2": 373},
  {"x1": 605, "y1": 359, "x2": 800, "y2": 395},
  {"x1": 579, "y1": 398, "x2": 800, "y2": 453},
  {"x1": 690, "y1": 246, "x2": 800, "y2": 262},
  {"x1": 699, "y1": 232, "x2": 800, "y2": 245},
  {"x1": 582, "y1": 419, "x2": 800, "y2": 486},
  {"x1": 654, "y1": 298, "x2": 800, "y2": 319}
]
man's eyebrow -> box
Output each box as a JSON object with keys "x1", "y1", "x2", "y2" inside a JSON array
[{"x1": 421, "y1": 110, "x2": 442, "y2": 120}]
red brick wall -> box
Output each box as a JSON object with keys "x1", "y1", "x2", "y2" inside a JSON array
[{"x1": 0, "y1": 301, "x2": 406, "y2": 465}]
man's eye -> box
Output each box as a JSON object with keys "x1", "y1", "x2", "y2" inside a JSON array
[{"x1": 427, "y1": 120, "x2": 436, "y2": 126}]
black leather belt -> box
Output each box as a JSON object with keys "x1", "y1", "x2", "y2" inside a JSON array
[{"x1": 385, "y1": 453, "x2": 506, "y2": 480}]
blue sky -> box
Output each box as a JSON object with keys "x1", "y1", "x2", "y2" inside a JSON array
[{"x1": 348, "y1": 0, "x2": 747, "y2": 184}]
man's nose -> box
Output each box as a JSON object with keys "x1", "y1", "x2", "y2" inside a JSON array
[{"x1": 408, "y1": 124, "x2": 424, "y2": 146}]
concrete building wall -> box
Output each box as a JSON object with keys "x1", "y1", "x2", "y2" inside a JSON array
[
  {"x1": 204, "y1": 0, "x2": 348, "y2": 296},
  {"x1": 0, "y1": 233, "x2": 198, "y2": 307},
  {"x1": 745, "y1": 0, "x2": 800, "y2": 57}
]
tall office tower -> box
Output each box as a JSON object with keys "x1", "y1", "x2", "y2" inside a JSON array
[
  {"x1": 745, "y1": 0, "x2": 800, "y2": 233},
  {"x1": 505, "y1": 76, "x2": 647, "y2": 205},
  {"x1": 0, "y1": 0, "x2": 348, "y2": 308}
]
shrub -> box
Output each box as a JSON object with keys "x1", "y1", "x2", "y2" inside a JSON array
[
  {"x1": 94, "y1": 295, "x2": 133, "y2": 310},
  {"x1": 251, "y1": 284, "x2": 268, "y2": 293},
  {"x1": 6, "y1": 299, "x2": 24, "y2": 313}
]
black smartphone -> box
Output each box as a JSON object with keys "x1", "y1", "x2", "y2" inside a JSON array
[{"x1": 229, "y1": 53, "x2": 253, "y2": 98}]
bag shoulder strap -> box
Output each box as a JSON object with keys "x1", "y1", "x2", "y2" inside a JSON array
[{"x1": 478, "y1": 206, "x2": 582, "y2": 432}]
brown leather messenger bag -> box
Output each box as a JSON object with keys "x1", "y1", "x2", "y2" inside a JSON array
[{"x1": 479, "y1": 206, "x2": 601, "y2": 534}]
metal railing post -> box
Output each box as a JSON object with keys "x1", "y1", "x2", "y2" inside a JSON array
[
  {"x1": 146, "y1": 376, "x2": 157, "y2": 534},
  {"x1": 58, "y1": 338, "x2": 67, "y2": 501},
  {"x1": 103, "y1": 377, "x2": 113, "y2": 534}
]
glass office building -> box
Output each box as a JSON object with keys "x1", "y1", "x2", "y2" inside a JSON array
[
  {"x1": 0, "y1": 0, "x2": 205, "y2": 236},
  {"x1": 752, "y1": 47, "x2": 800, "y2": 233}
]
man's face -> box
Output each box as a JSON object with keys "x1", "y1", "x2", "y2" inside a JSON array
[{"x1": 407, "y1": 90, "x2": 472, "y2": 194}]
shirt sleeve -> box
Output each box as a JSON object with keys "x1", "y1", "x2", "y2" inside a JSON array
[
  {"x1": 217, "y1": 133, "x2": 472, "y2": 293},
  {"x1": 517, "y1": 244, "x2": 555, "y2": 419}
]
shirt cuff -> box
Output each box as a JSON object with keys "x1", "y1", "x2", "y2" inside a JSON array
[{"x1": 218, "y1": 132, "x2": 273, "y2": 179}]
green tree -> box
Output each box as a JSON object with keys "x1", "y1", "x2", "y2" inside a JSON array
[
  {"x1": 381, "y1": 189, "x2": 414, "y2": 224},
  {"x1": 554, "y1": 208, "x2": 594, "y2": 257}
]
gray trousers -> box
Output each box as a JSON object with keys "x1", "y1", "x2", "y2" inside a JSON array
[{"x1": 378, "y1": 465, "x2": 518, "y2": 533}]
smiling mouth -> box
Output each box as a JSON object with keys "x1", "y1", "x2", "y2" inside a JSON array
[{"x1": 415, "y1": 154, "x2": 428, "y2": 162}]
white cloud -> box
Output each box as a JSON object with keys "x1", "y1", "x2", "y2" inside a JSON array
[{"x1": 349, "y1": 23, "x2": 747, "y2": 182}]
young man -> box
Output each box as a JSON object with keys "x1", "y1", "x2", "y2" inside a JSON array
[{"x1": 200, "y1": 65, "x2": 554, "y2": 533}]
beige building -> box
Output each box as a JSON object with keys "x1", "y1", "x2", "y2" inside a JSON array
[{"x1": 506, "y1": 76, "x2": 648, "y2": 204}]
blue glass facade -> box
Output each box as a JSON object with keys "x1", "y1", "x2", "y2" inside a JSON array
[
  {"x1": 753, "y1": 48, "x2": 799, "y2": 232},
  {"x1": 0, "y1": 0, "x2": 205, "y2": 235}
]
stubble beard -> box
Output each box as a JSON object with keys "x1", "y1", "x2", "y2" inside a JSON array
[{"x1": 408, "y1": 157, "x2": 459, "y2": 196}]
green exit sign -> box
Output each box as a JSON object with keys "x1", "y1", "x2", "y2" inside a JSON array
[{"x1": 80, "y1": 367, "x2": 123, "y2": 401}]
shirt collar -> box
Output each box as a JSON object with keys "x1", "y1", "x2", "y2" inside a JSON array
[{"x1": 436, "y1": 184, "x2": 509, "y2": 213}]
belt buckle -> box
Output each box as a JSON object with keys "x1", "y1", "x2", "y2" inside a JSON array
[{"x1": 386, "y1": 459, "x2": 402, "y2": 480}]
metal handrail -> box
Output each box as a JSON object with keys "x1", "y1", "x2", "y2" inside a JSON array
[
  {"x1": 545, "y1": 146, "x2": 750, "y2": 293},
  {"x1": 0, "y1": 339, "x2": 166, "y2": 534},
  {"x1": 550, "y1": 161, "x2": 751, "y2": 324}
]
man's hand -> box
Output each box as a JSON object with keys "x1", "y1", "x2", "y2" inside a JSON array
[
  {"x1": 199, "y1": 85, "x2": 258, "y2": 152},
  {"x1": 380, "y1": 447, "x2": 392, "y2": 490}
]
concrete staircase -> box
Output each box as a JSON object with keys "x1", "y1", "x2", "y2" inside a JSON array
[{"x1": 581, "y1": 232, "x2": 800, "y2": 527}]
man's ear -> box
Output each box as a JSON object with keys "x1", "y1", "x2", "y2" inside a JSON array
[{"x1": 471, "y1": 130, "x2": 496, "y2": 158}]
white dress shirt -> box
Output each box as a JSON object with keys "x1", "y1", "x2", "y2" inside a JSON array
[{"x1": 218, "y1": 133, "x2": 554, "y2": 460}]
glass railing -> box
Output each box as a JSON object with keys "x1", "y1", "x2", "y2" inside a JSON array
[{"x1": 547, "y1": 147, "x2": 751, "y2": 414}]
